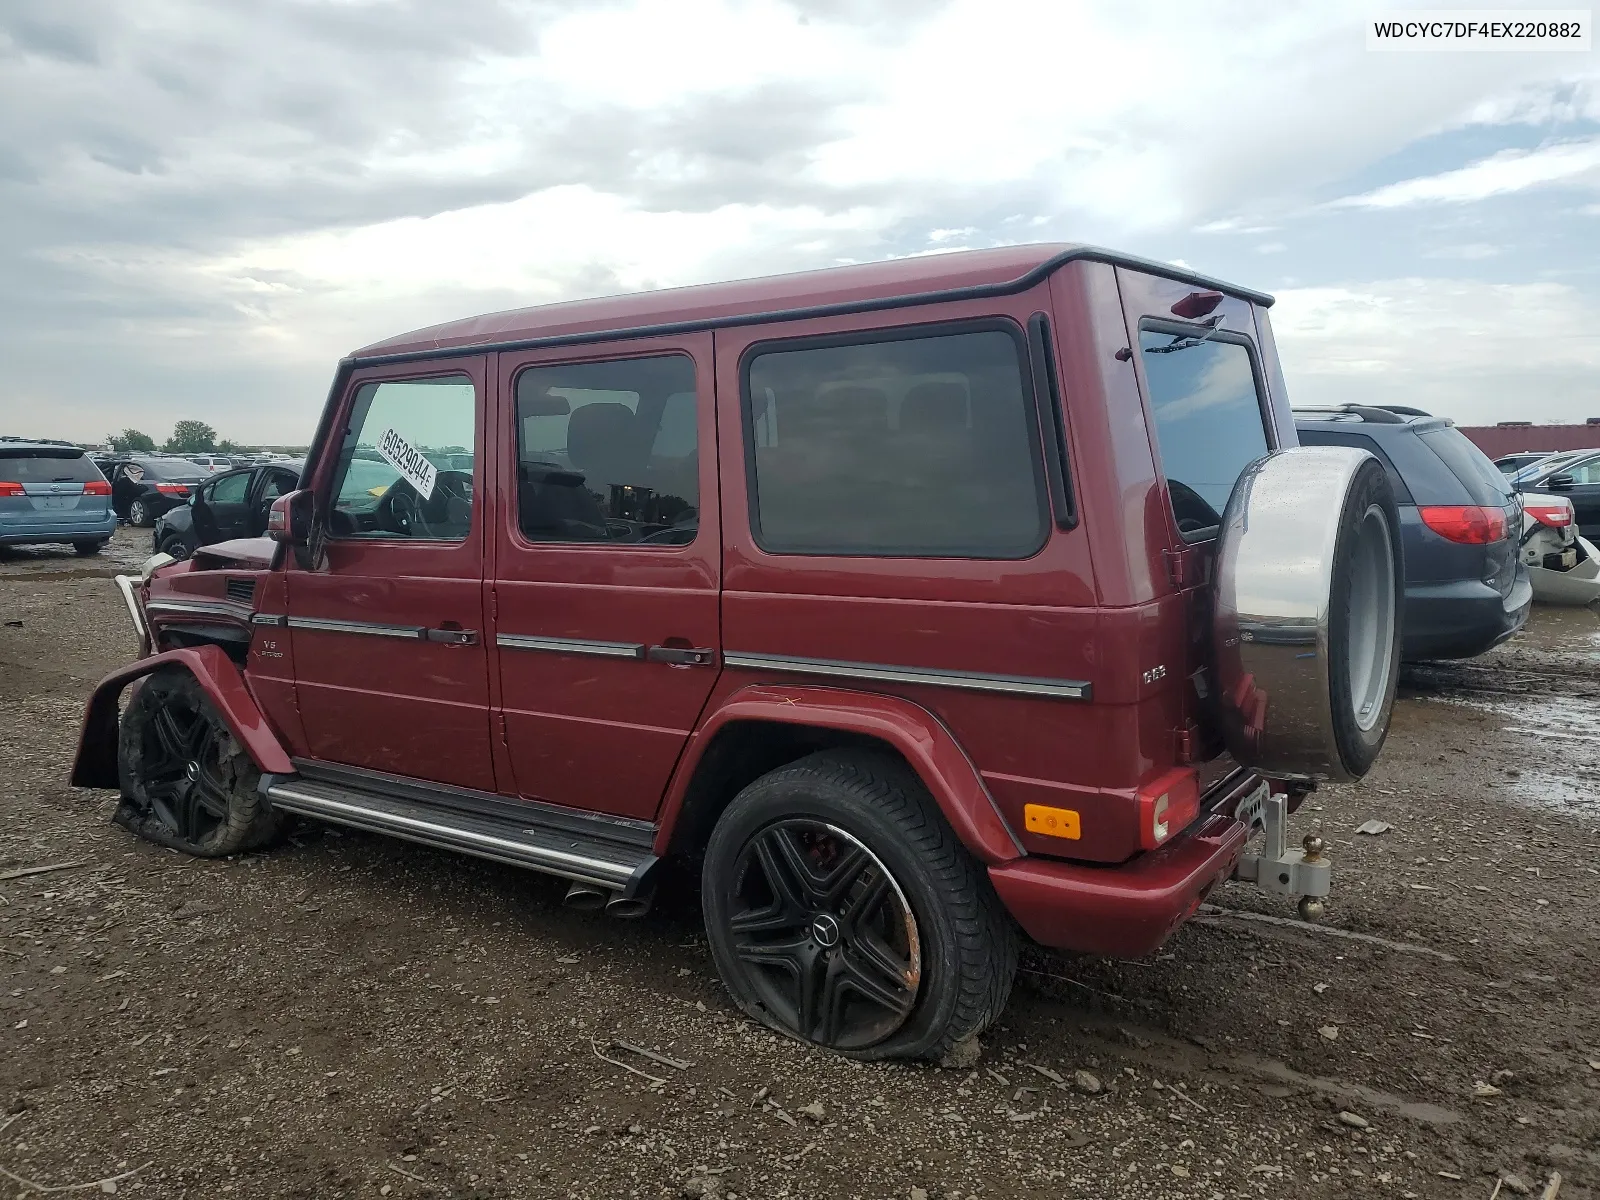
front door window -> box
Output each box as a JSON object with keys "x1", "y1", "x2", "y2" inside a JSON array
[{"x1": 328, "y1": 375, "x2": 477, "y2": 540}]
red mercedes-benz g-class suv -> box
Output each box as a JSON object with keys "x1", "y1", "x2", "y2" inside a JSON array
[{"x1": 74, "y1": 244, "x2": 1402, "y2": 1061}]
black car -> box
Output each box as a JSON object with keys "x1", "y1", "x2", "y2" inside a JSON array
[
  {"x1": 1513, "y1": 449, "x2": 1600, "y2": 540},
  {"x1": 151, "y1": 460, "x2": 304, "y2": 559},
  {"x1": 106, "y1": 456, "x2": 209, "y2": 527},
  {"x1": 1295, "y1": 405, "x2": 1531, "y2": 660}
]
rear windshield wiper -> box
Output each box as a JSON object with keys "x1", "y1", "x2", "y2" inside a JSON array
[{"x1": 1146, "y1": 315, "x2": 1226, "y2": 354}]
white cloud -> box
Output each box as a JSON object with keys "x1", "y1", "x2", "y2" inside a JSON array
[
  {"x1": 1330, "y1": 137, "x2": 1600, "y2": 209},
  {"x1": 1273, "y1": 278, "x2": 1600, "y2": 423}
]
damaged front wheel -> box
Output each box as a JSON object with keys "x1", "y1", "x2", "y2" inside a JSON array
[{"x1": 115, "y1": 668, "x2": 283, "y2": 856}]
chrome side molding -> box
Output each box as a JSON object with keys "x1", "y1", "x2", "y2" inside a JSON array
[
  {"x1": 496, "y1": 633, "x2": 646, "y2": 660},
  {"x1": 723, "y1": 651, "x2": 1092, "y2": 701}
]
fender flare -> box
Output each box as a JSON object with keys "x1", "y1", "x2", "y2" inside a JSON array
[
  {"x1": 656, "y1": 684, "x2": 1023, "y2": 865},
  {"x1": 70, "y1": 645, "x2": 294, "y2": 789}
]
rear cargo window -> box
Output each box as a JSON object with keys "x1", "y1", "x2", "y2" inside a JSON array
[
  {"x1": 0, "y1": 450, "x2": 102, "y2": 484},
  {"x1": 1139, "y1": 326, "x2": 1270, "y2": 538},
  {"x1": 743, "y1": 326, "x2": 1049, "y2": 558},
  {"x1": 1420, "y1": 428, "x2": 1513, "y2": 506}
]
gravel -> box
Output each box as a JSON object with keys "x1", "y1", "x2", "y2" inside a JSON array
[{"x1": 1, "y1": 527, "x2": 1596, "y2": 1198}]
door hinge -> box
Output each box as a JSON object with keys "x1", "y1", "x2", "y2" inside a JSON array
[
  {"x1": 496, "y1": 713, "x2": 509, "y2": 748},
  {"x1": 1164, "y1": 546, "x2": 1207, "y2": 589}
]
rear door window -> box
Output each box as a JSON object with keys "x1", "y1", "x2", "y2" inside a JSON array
[
  {"x1": 0, "y1": 451, "x2": 101, "y2": 484},
  {"x1": 1419, "y1": 428, "x2": 1512, "y2": 506},
  {"x1": 1139, "y1": 325, "x2": 1270, "y2": 538}
]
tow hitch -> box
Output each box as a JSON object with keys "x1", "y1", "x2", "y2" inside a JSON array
[{"x1": 1231, "y1": 790, "x2": 1331, "y2": 921}]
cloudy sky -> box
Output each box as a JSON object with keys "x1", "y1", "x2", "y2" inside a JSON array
[{"x1": 2, "y1": 0, "x2": 1597, "y2": 446}]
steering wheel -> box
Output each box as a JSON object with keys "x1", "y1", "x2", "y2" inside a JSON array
[
  {"x1": 376, "y1": 470, "x2": 473, "y2": 538},
  {"x1": 1168, "y1": 480, "x2": 1223, "y2": 535}
]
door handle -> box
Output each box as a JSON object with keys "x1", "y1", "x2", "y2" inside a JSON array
[
  {"x1": 645, "y1": 645, "x2": 716, "y2": 666},
  {"x1": 426, "y1": 627, "x2": 479, "y2": 646}
]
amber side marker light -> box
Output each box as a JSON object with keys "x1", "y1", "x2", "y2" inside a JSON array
[{"x1": 1023, "y1": 805, "x2": 1081, "y2": 840}]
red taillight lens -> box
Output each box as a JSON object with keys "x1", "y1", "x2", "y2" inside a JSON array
[
  {"x1": 0, "y1": 481, "x2": 23, "y2": 497},
  {"x1": 1137, "y1": 767, "x2": 1200, "y2": 851},
  {"x1": 82, "y1": 479, "x2": 111, "y2": 496},
  {"x1": 154, "y1": 483, "x2": 190, "y2": 495},
  {"x1": 1419, "y1": 504, "x2": 1508, "y2": 544},
  {"x1": 1524, "y1": 497, "x2": 1573, "y2": 529}
]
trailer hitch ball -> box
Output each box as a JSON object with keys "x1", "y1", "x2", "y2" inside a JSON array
[
  {"x1": 1302, "y1": 834, "x2": 1325, "y2": 862},
  {"x1": 1297, "y1": 896, "x2": 1326, "y2": 923}
]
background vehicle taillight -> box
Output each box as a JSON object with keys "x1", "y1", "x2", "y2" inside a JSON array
[
  {"x1": 1524, "y1": 497, "x2": 1573, "y2": 529},
  {"x1": 82, "y1": 479, "x2": 112, "y2": 496},
  {"x1": 1137, "y1": 767, "x2": 1200, "y2": 850},
  {"x1": 154, "y1": 483, "x2": 190, "y2": 495},
  {"x1": 0, "y1": 481, "x2": 23, "y2": 497},
  {"x1": 1418, "y1": 504, "x2": 1508, "y2": 544}
]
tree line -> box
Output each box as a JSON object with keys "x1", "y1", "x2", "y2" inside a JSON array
[{"x1": 108, "y1": 421, "x2": 260, "y2": 455}]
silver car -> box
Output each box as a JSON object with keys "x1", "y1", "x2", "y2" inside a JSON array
[{"x1": 0, "y1": 441, "x2": 118, "y2": 555}]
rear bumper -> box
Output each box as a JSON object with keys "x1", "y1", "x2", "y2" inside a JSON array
[
  {"x1": 989, "y1": 813, "x2": 1249, "y2": 957},
  {"x1": 0, "y1": 515, "x2": 117, "y2": 545},
  {"x1": 1402, "y1": 568, "x2": 1531, "y2": 660}
]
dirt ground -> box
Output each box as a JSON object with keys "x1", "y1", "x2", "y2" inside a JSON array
[{"x1": 1, "y1": 526, "x2": 1597, "y2": 1200}]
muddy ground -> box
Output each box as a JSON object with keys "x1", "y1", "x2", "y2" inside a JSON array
[{"x1": 1, "y1": 526, "x2": 1597, "y2": 1200}]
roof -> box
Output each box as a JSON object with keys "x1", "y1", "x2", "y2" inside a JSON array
[
  {"x1": 352, "y1": 243, "x2": 1274, "y2": 364},
  {"x1": 0, "y1": 440, "x2": 88, "y2": 454}
]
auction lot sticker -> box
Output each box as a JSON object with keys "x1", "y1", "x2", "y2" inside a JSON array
[{"x1": 375, "y1": 428, "x2": 437, "y2": 500}]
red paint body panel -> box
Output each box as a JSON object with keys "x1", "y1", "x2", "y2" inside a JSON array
[
  {"x1": 989, "y1": 812, "x2": 1248, "y2": 956},
  {"x1": 655, "y1": 684, "x2": 1020, "y2": 865},
  {"x1": 71, "y1": 644, "x2": 294, "y2": 788},
  {"x1": 489, "y1": 334, "x2": 723, "y2": 821},
  {"x1": 286, "y1": 356, "x2": 496, "y2": 792}
]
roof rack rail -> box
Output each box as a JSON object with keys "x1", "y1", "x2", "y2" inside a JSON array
[{"x1": 1291, "y1": 404, "x2": 1408, "y2": 424}]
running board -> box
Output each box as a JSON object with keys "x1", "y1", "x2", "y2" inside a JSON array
[{"x1": 262, "y1": 777, "x2": 656, "y2": 896}]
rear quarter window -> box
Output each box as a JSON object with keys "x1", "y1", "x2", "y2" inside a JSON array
[
  {"x1": 1420, "y1": 428, "x2": 1512, "y2": 507},
  {"x1": 1292, "y1": 428, "x2": 1414, "y2": 504},
  {"x1": 0, "y1": 451, "x2": 102, "y2": 484}
]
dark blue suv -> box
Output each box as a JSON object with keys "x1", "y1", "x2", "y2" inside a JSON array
[{"x1": 1296, "y1": 406, "x2": 1531, "y2": 660}]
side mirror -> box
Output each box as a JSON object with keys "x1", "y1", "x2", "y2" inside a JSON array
[
  {"x1": 267, "y1": 489, "x2": 314, "y2": 545},
  {"x1": 1546, "y1": 473, "x2": 1575, "y2": 491}
]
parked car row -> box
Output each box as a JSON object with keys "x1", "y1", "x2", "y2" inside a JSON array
[{"x1": 152, "y1": 459, "x2": 304, "y2": 559}]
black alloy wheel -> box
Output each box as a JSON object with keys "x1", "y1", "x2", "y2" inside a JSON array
[
  {"x1": 724, "y1": 820, "x2": 922, "y2": 1051},
  {"x1": 116, "y1": 668, "x2": 282, "y2": 857},
  {"x1": 136, "y1": 689, "x2": 236, "y2": 843}
]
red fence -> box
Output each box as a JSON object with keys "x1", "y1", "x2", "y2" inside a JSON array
[{"x1": 1457, "y1": 424, "x2": 1600, "y2": 460}]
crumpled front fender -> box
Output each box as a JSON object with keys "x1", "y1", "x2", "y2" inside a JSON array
[{"x1": 69, "y1": 645, "x2": 293, "y2": 789}]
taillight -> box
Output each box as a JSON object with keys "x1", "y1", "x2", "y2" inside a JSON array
[
  {"x1": 0, "y1": 481, "x2": 23, "y2": 497},
  {"x1": 154, "y1": 483, "x2": 190, "y2": 495},
  {"x1": 82, "y1": 479, "x2": 112, "y2": 496},
  {"x1": 1524, "y1": 497, "x2": 1573, "y2": 529},
  {"x1": 1419, "y1": 504, "x2": 1508, "y2": 544},
  {"x1": 1137, "y1": 767, "x2": 1200, "y2": 851}
]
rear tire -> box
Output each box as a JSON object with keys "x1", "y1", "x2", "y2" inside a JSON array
[
  {"x1": 701, "y1": 750, "x2": 1017, "y2": 1061},
  {"x1": 115, "y1": 668, "x2": 284, "y2": 857},
  {"x1": 129, "y1": 498, "x2": 152, "y2": 527},
  {"x1": 73, "y1": 540, "x2": 106, "y2": 556},
  {"x1": 158, "y1": 534, "x2": 191, "y2": 561}
]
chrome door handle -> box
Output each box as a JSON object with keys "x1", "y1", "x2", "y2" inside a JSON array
[
  {"x1": 645, "y1": 645, "x2": 716, "y2": 666},
  {"x1": 426, "y1": 628, "x2": 479, "y2": 646}
]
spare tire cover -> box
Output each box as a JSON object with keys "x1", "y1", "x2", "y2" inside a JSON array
[{"x1": 1211, "y1": 446, "x2": 1402, "y2": 782}]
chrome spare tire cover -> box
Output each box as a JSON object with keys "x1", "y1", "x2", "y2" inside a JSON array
[{"x1": 1211, "y1": 445, "x2": 1402, "y2": 782}]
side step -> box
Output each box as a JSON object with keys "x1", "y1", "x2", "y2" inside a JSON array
[{"x1": 263, "y1": 775, "x2": 656, "y2": 896}]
